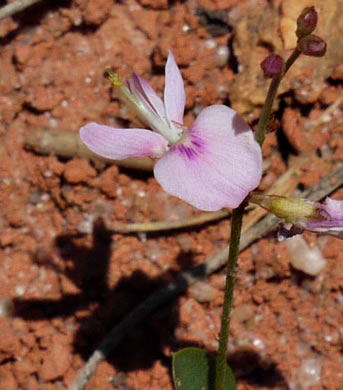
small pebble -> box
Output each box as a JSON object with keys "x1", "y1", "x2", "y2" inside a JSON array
[
  {"x1": 15, "y1": 285, "x2": 26, "y2": 297},
  {"x1": 232, "y1": 303, "x2": 255, "y2": 322},
  {"x1": 298, "y1": 358, "x2": 323, "y2": 388},
  {"x1": 251, "y1": 337, "x2": 265, "y2": 351},
  {"x1": 77, "y1": 218, "x2": 94, "y2": 234},
  {"x1": 190, "y1": 281, "x2": 215, "y2": 303},
  {"x1": 216, "y1": 45, "x2": 230, "y2": 66},
  {"x1": 205, "y1": 38, "x2": 217, "y2": 49},
  {"x1": 0, "y1": 297, "x2": 15, "y2": 318},
  {"x1": 287, "y1": 235, "x2": 326, "y2": 276},
  {"x1": 182, "y1": 24, "x2": 191, "y2": 33}
]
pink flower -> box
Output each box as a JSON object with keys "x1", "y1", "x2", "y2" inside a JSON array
[
  {"x1": 303, "y1": 198, "x2": 343, "y2": 238},
  {"x1": 80, "y1": 51, "x2": 263, "y2": 211}
]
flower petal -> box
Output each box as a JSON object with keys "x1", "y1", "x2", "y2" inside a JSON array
[
  {"x1": 321, "y1": 198, "x2": 343, "y2": 218},
  {"x1": 154, "y1": 105, "x2": 263, "y2": 211},
  {"x1": 80, "y1": 123, "x2": 168, "y2": 160},
  {"x1": 164, "y1": 50, "x2": 186, "y2": 124},
  {"x1": 304, "y1": 198, "x2": 343, "y2": 236},
  {"x1": 127, "y1": 73, "x2": 166, "y2": 121}
]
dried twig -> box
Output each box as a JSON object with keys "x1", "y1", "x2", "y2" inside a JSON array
[
  {"x1": 112, "y1": 210, "x2": 230, "y2": 233},
  {"x1": 69, "y1": 164, "x2": 343, "y2": 390},
  {"x1": 0, "y1": 0, "x2": 42, "y2": 21}
]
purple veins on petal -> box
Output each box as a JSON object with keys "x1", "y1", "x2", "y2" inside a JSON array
[
  {"x1": 175, "y1": 132, "x2": 206, "y2": 161},
  {"x1": 80, "y1": 52, "x2": 264, "y2": 212},
  {"x1": 191, "y1": 133, "x2": 206, "y2": 148},
  {"x1": 178, "y1": 145, "x2": 198, "y2": 160},
  {"x1": 154, "y1": 105, "x2": 263, "y2": 211}
]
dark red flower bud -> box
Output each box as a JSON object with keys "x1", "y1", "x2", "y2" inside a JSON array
[
  {"x1": 298, "y1": 34, "x2": 327, "y2": 57},
  {"x1": 260, "y1": 54, "x2": 284, "y2": 78},
  {"x1": 296, "y1": 6, "x2": 318, "y2": 38}
]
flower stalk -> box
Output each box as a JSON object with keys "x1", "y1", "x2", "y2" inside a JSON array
[
  {"x1": 255, "y1": 47, "x2": 301, "y2": 146},
  {"x1": 215, "y1": 204, "x2": 244, "y2": 390},
  {"x1": 214, "y1": 48, "x2": 302, "y2": 390},
  {"x1": 215, "y1": 6, "x2": 327, "y2": 388}
]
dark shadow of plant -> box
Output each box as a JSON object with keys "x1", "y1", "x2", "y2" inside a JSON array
[
  {"x1": 14, "y1": 218, "x2": 185, "y2": 372},
  {"x1": 14, "y1": 217, "x2": 288, "y2": 388}
]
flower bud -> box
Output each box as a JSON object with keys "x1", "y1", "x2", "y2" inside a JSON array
[
  {"x1": 298, "y1": 35, "x2": 327, "y2": 57},
  {"x1": 250, "y1": 195, "x2": 343, "y2": 240},
  {"x1": 250, "y1": 195, "x2": 318, "y2": 222},
  {"x1": 260, "y1": 55, "x2": 284, "y2": 78},
  {"x1": 296, "y1": 6, "x2": 318, "y2": 38}
]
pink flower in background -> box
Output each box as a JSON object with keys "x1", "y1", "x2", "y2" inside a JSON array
[
  {"x1": 302, "y1": 198, "x2": 343, "y2": 238},
  {"x1": 80, "y1": 51, "x2": 263, "y2": 211}
]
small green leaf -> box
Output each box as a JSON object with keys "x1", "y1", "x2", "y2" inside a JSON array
[{"x1": 172, "y1": 347, "x2": 236, "y2": 390}]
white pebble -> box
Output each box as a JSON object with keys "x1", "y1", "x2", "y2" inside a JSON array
[
  {"x1": 41, "y1": 193, "x2": 50, "y2": 201},
  {"x1": 137, "y1": 190, "x2": 146, "y2": 198},
  {"x1": 190, "y1": 281, "x2": 215, "y2": 303},
  {"x1": 298, "y1": 358, "x2": 322, "y2": 388},
  {"x1": 216, "y1": 45, "x2": 230, "y2": 66},
  {"x1": 15, "y1": 285, "x2": 26, "y2": 297},
  {"x1": 182, "y1": 24, "x2": 191, "y2": 33},
  {"x1": 217, "y1": 84, "x2": 227, "y2": 99},
  {"x1": 321, "y1": 114, "x2": 331, "y2": 123},
  {"x1": 48, "y1": 118, "x2": 59, "y2": 128},
  {"x1": 77, "y1": 219, "x2": 94, "y2": 234},
  {"x1": 205, "y1": 39, "x2": 217, "y2": 49},
  {"x1": 287, "y1": 235, "x2": 327, "y2": 276},
  {"x1": 43, "y1": 170, "x2": 53, "y2": 178},
  {"x1": 252, "y1": 337, "x2": 265, "y2": 350}
]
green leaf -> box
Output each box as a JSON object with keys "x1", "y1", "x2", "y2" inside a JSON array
[{"x1": 172, "y1": 347, "x2": 236, "y2": 390}]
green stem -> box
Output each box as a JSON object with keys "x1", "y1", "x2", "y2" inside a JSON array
[
  {"x1": 215, "y1": 204, "x2": 244, "y2": 390},
  {"x1": 255, "y1": 48, "x2": 301, "y2": 147},
  {"x1": 215, "y1": 47, "x2": 302, "y2": 390}
]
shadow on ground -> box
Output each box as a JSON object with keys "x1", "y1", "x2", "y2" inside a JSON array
[{"x1": 14, "y1": 218, "x2": 287, "y2": 388}]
